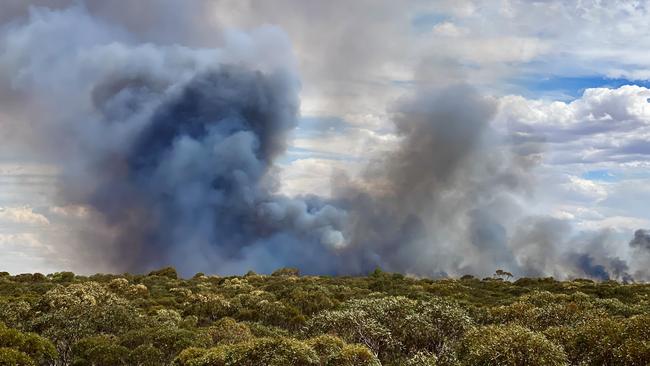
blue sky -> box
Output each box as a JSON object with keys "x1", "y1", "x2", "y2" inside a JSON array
[{"x1": 513, "y1": 75, "x2": 650, "y2": 100}]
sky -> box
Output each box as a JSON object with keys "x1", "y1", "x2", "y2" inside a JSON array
[{"x1": 1, "y1": 0, "x2": 650, "y2": 278}]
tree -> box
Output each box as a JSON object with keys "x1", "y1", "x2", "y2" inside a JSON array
[
  {"x1": 307, "y1": 296, "x2": 471, "y2": 361},
  {"x1": 551, "y1": 316, "x2": 622, "y2": 365},
  {"x1": 306, "y1": 335, "x2": 346, "y2": 365},
  {"x1": 495, "y1": 269, "x2": 513, "y2": 281},
  {"x1": 174, "y1": 337, "x2": 320, "y2": 366},
  {"x1": 30, "y1": 282, "x2": 140, "y2": 365},
  {"x1": 400, "y1": 298, "x2": 472, "y2": 355},
  {"x1": 71, "y1": 335, "x2": 130, "y2": 366},
  {"x1": 147, "y1": 267, "x2": 179, "y2": 279},
  {"x1": 0, "y1": 300, "x2": 32, "y2": 330},
  {"x1": 271, "y1": 268, "x2": 300, "y2": 277},
  {"x1": 0, "y1": 347, "x2": 34, "y2": 366},
  {"x1": 128, "y1": 344, "x2": 165, "y2": 366},
  {"x1": 119, "y1": 325, "x2": 211, "y2": 364},
  {"x1": 328, "y1": 344, "x2": 381, "y2": 366},
  {"x1": 0, "y1": 322, "x2": 57, "y2": 365},
  {"x1": 182, "y1": 291, "x2": 235, "y2": 324},
  {"x1": 459, "y1": 324, "x2": 568, "y2": 366},
  {"x1": 306, "y1": 307, "x2": 393, "y2": 357},
  {"x1": 405, "y1": 351, "x2": 437, "y2": 366},
  {"x1": 205, "y1": 318, "x2": 253, "y2": 345}
]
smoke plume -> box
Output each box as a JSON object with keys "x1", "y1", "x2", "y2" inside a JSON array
[
  {"x1": 630, "y1": 229, "x2": 650, "y2": 250},
  {"x1": 0, "y1": 4, "x2": 646, "y2": 279},
  {"x1": 331, "y1": 86, "x2": 531, "y2": 276},
  {"x1": 0, "y1": 5, "x2": 344, "y2": 275}
]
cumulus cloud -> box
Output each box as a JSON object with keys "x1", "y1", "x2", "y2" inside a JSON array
[
  {"x1": 497, "y1": 86, "x2": 650, "y2": 169},
  {"x1": 0, "y1": 206, "x2": 49, "y2": 226}
]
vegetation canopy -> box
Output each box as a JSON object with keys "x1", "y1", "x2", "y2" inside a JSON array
[{"x1": 0, "y1": 268, "x2": 649, "y2": 365}]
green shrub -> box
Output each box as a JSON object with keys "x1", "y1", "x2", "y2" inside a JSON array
[
  {"x1": 307, "y1": 296, "x2": 471, "y2": 360},
  {"x1": 4, "y1": 268, "x2": 650, "y2": 366},
  {"x1": 205, "y1": 317, "x2": 253, "y2": 345},
  {"x1": 128, "y1": 344, "x2": 165, "y2": 366},
  {"x1": 0, "y1": 347, "x2": 34, "y2": 366},
  {"x1": 329, "y1": 344, "x2": 381, "y2": 366},
  {"x1": 271, "y1": 268, "x2": 300, "y2": 277},
  {"x1": 148, "y1": 267, "x2": 179, "y2": 279},
  {"x1": 459, "y1": 324, "x2": 568, "y2": 366},
  {"x1": 71, "y1": 336, "x2": 130, "y2": 366},
  {"x1": 405, "y1": 351, "x2": 437, "y2": 366},
  {"x1": 0, "y1": 322, "x2": 57, "y2": 364},
  {"x1": 174, "y1": 337, "x2": 319, "y2": 366},
  {"x1": 306, "y1": 335, "x2": 346, "y2": 364}
]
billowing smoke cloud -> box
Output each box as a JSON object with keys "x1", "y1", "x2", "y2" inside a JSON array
[
  {"x1": 0, "y1": 4, "x2": 646, "y2": 280},
  {"x1": 630, "y1": 229, "x2": 650, "y2": 250},
  {"x1": 506, "y1": 218, "x2": 631, "y2": 280},
  {"x1": 0, "y1": 5, "x2": 345, "y2": 275},
  {"x1": 330, "y1": 86, "x2": 533, "y2": 276},
  {"x1": 328, "y1": 86, "x2": 637, "y2": 280},
  {"x1": 89, "y1": 67, "x2": 348, "y2": 273}
]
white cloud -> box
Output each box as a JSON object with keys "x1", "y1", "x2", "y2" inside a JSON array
[
  {"x1": 48, "y1": 205, "x2": 92, "y2": 219},
  {"x1": 560, "y1": 176, "x2": 608, "y2": 202},
  {"x1": 498, "y1": 86, "x2": 650, "y2": 168},
  {"x1": 279, "y1": 158, "x2": 355, "y2": 197},
  {"x1": 0, "y1": 206, "x2": 49, "y2": 226},
  {"x1": 431, "y1": 22, "x2": 468, "y2": 37},
  {"x1": 495, "y1": 85, "x2": 650, "y2": 236},
  {"x1": 291, "y1": 127, "x2": 397, "y2": 160},
  {"x1": 0, "y1": 233, "x2": 45, "y2": 248},
  {"x1": 579, "y1": 216, "x2": 650, "y2": 232},
  {"x1": 499, "y1": 85, "x2": 650, "y2": 129}
]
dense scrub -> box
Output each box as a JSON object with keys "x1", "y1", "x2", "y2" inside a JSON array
[{"x1": 1, "y1": 268, "x2": 650, "y2": 365}]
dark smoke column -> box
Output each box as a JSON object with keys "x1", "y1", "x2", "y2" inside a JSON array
[
  {"x1": 86, "y1": 68, "x2": 347, "y2": 275},
  {"x1": 0, "y1": 6, "x2": 345, "y2": 276}
]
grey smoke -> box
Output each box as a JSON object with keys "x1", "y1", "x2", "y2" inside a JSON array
[
  {"x1": 0, "y1": 4, "x2": 647, "y2": 280},
  {"x1": 0, "y1": 5, "x2": 345, "y2": 275},
  {"x1": 630, "y1": 229, "x2": 650, "y2": 250},
  {"x1": 86, "y1": 67, "x2": 347, "y2": 273},
  {"x1": 330, "y1": 85, "x2": 537, "y2": 277},
  {"x1": 330, "y1": 85, "x2": 640, "y2": 280}
]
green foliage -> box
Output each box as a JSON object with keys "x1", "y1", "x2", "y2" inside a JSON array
[
  {"x1": 328, "y1": 344, "x2": 380, "y2": 366},
  {"x1": 30, "y1": 282, "x2": 141, "y2": 364},
  {"x1": 405, "y1": 351, "x2": 438, "y2": 366},
  {"x1": 0, "y1": 347, "x2": 34, "y2": 366},
  {"x1": 306, "y1": 335, "x2": 346, "y2": 364},
  {"x1": 0, "y1": 322, "x2": 57, "y2": 364},
  {"x1": 543, "y1": 314, "x2": 650, "y2": 365},
  {"x1": 49, "y1": 271, "x2": 75, "y2": 283},
  {"x1": 205, "y1": 317, "x2": 254, "y2": 345},
  {"x1": 148, "y1": 267, "x2": 179, "y2": 279},
  {"x1": 460, "y1": 324, "x2": 567, "y2": 366},
  {"x1": 271, "y1": 268, "x2": 300, "y2": 277},
  {"x1": 71, "y1": 335, "x2": 130, "y2": 366},
  {"x1": 2, "y1": 268, "x2": 650, "y2": 364},
  {"x1": 0, "y1": 300, "x2": 32, "y2": 330},
  {"x1": 128, "y1": 344, "x2": 165, "y2": 366},
  {"x1": 175, "y1": 337, "x2": 319, "y2": 366},
  {"x1": 306, "y1": 304, "x2": 393, "y2": 357},
  {"x1": 306, "y1": 296, "x2": 471, "y2": 362},
  {"x1": 119, "y1": 325, "x2": 211, "y2": 364}
]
